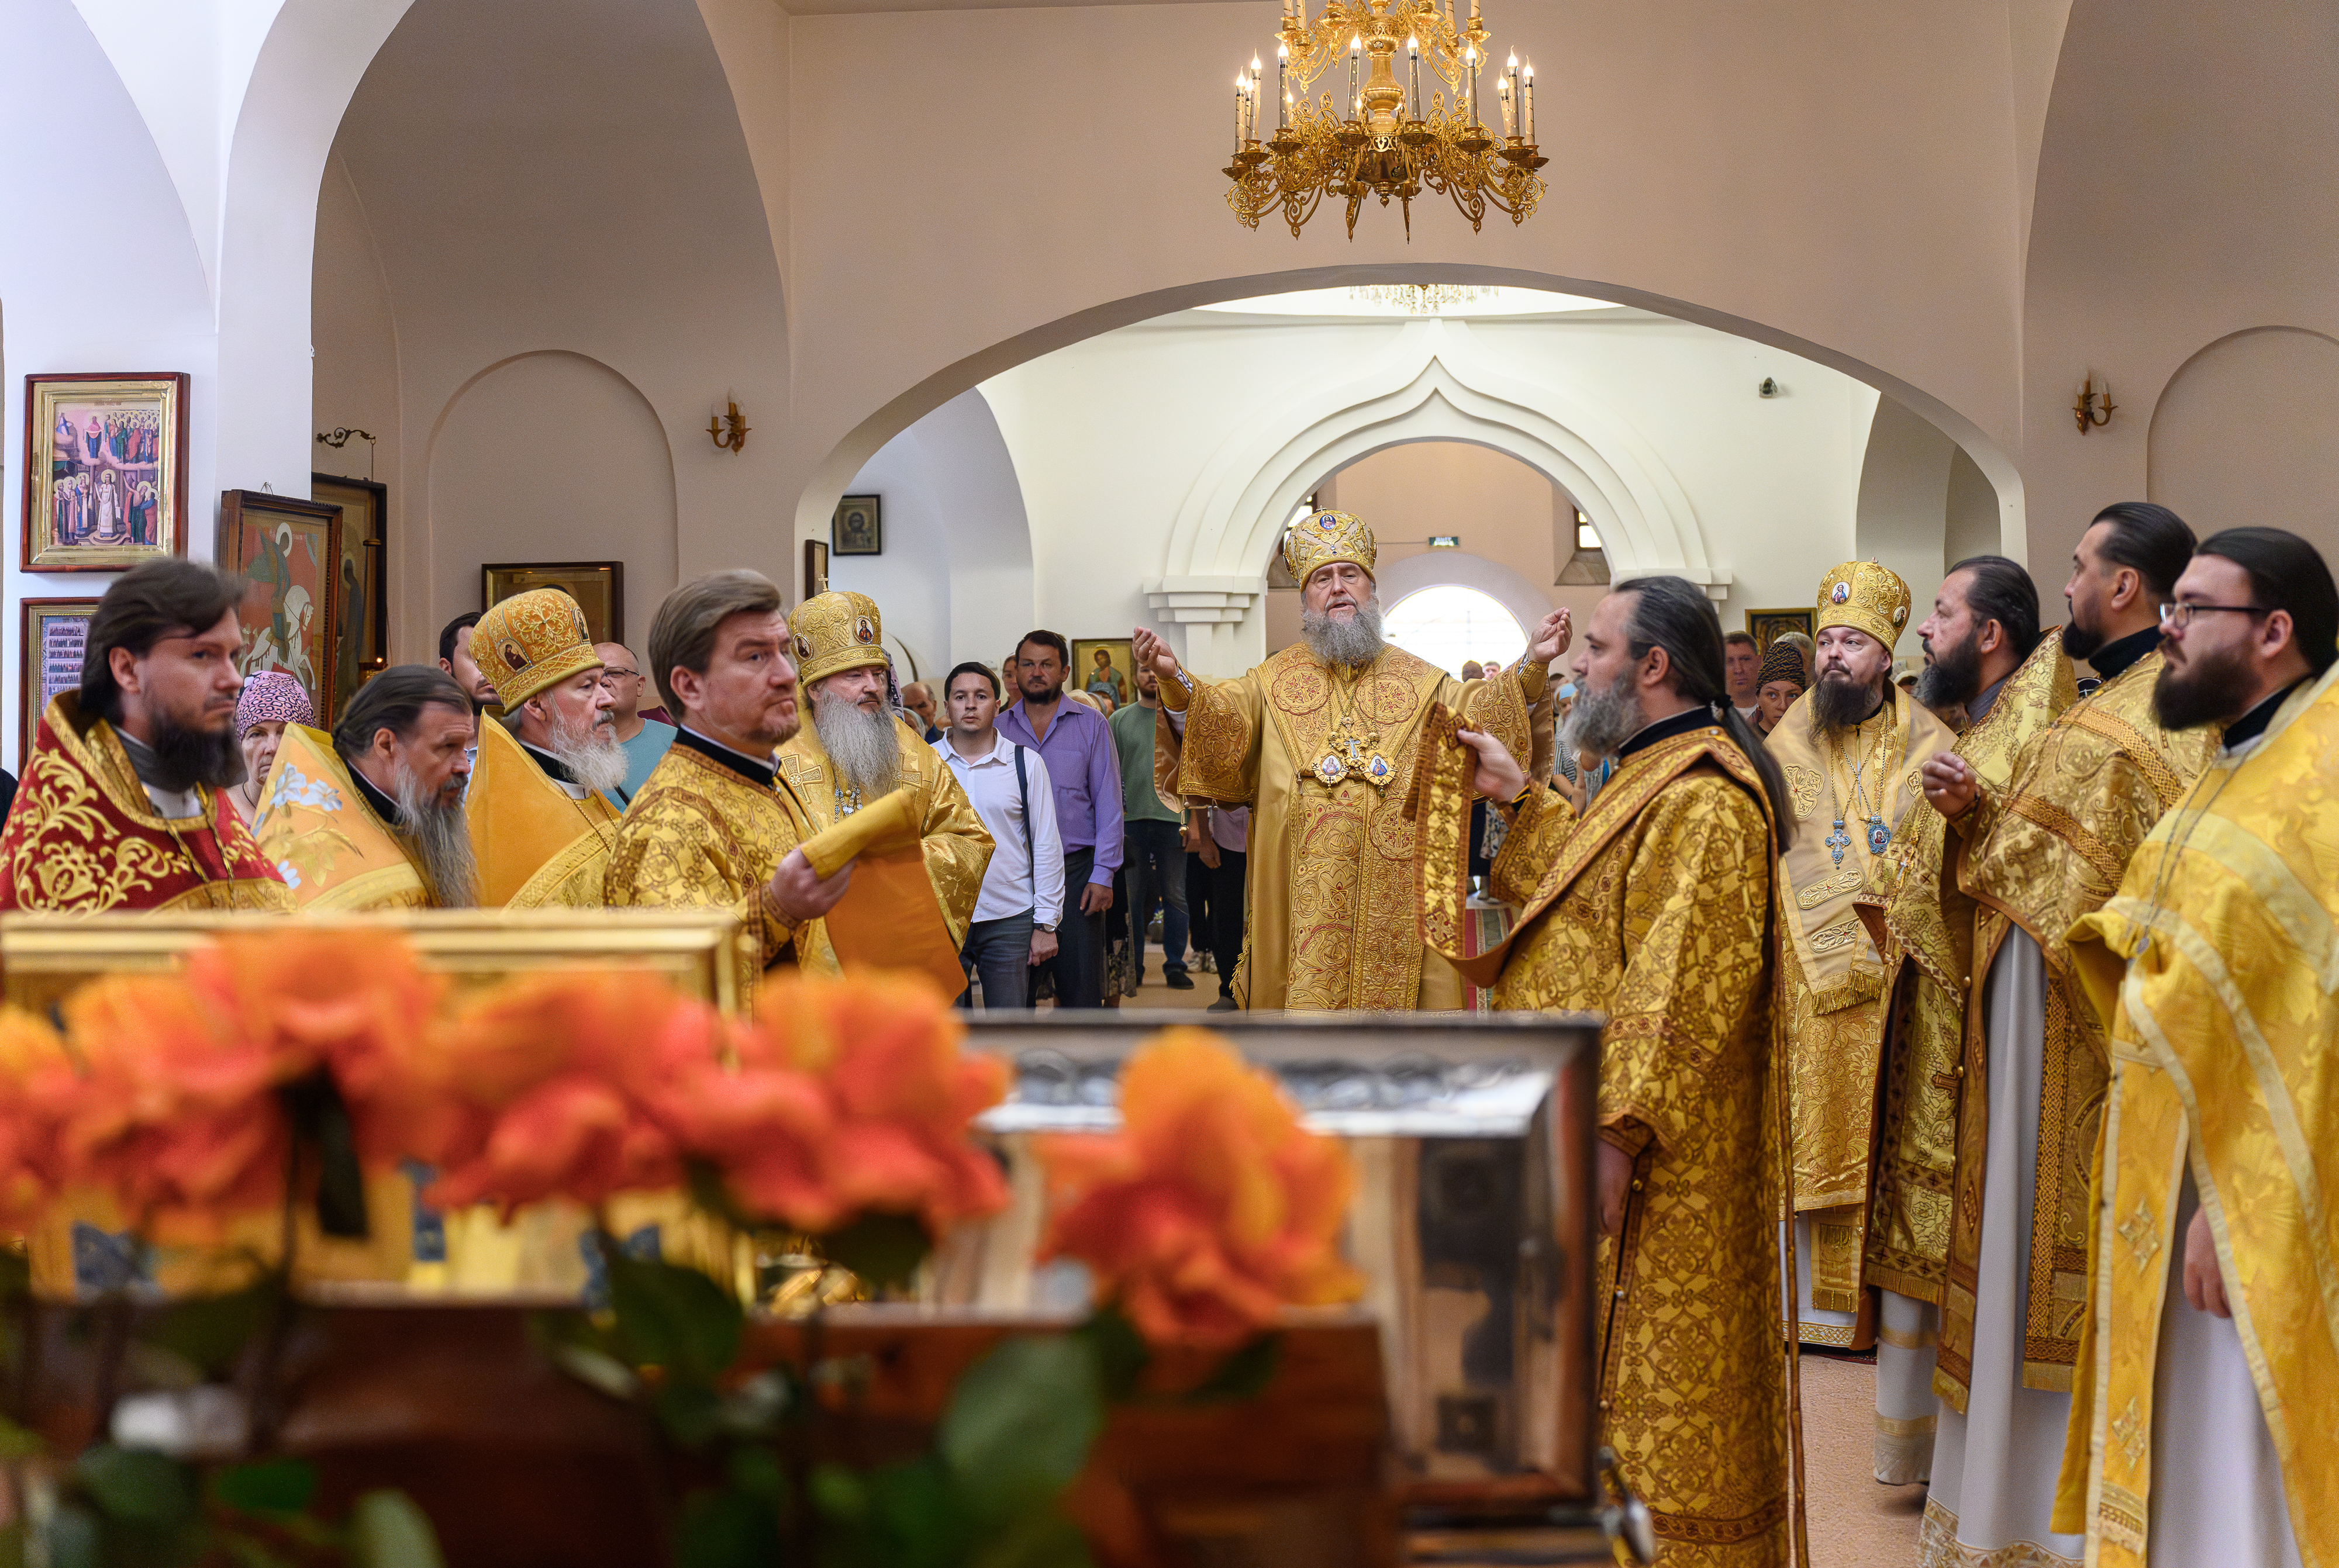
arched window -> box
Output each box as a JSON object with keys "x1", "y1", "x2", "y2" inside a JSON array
[{"x1": 1382, "y1": 585, "x2": 1527, "y2": 676}]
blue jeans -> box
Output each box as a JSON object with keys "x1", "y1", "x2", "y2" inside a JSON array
[
  {"x1": 1123, "y1": 818, "x2": 1189, "y2": 978},
  {"x1": 959, "y1": 910, "x2": 1034, "y2": 1010}
]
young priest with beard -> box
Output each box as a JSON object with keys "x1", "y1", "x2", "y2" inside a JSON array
[
  {"x1": 463, "y1": 588, "x2": 626, "y2": 908},
  {"x1": 250, "y1": 666, "x2": 479, "y2": 910},
  {"x1": 0, "y1": 559, "x2": 290, "y2": 911}
]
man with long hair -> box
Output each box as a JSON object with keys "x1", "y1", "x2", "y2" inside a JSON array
[
  {"x1": 1133, "y1": 509, "x2": 1561, "y2": 1010},
  {"x1": 1416, "y1": 575, "x2": 1802, "y2": 1567}
]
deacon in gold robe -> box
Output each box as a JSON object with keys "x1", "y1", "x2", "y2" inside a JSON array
[
  {"x1": 1858, "y1": 557, "x2": 2073, "y2": 1485},
  {"x1": 775, "y1": 591, "x2": 992, "y2": 952},
  {"x1": 0, "y1": 559, "x2": 289, "y2": 913},
  {"x1": 1915, "y1": 505, "x2": 2214, "y2": 1567},
  {"x1": 1133, "y1": 508, "x2": 1560, "y2": 1011},
  {"x1": 1417, "y1": 576, "x2": 1802, "y2": 1567},
  {"x1": 464, "y1": 588, "x2": 625, "y2": 909},
  {"x1": 253, "y1": 666, "x2": 481, "y2": 910},
  {"x1": 1767, "y1": 559, "x2": 1958, "y2": 1349},
  {"x1": 606, "y1": 571, "x2": 854, "y2": 999},
  {"x1": 2052, "y1": 528, "x2": 2336, "y2": 1568}
]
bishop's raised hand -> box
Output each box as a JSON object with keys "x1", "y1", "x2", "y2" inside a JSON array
[
  {"x1": 1527, "y1": 607, "x2": 1572, "y2": 666},
  {"x1": 1131, "y1": 626, "x2": 1181, "y2": 681}
]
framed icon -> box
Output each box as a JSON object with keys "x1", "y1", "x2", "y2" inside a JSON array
[
  {"x1": 22, "y1": 373, "x2": 189, "y2": 572},
  {"x1": 311, "y1": 472, "x2": 388, "y2": 719},
  {"x1": 832, "y1": 495, "x2": 882, "y2": 557},
  {"x1": 220, "y1": 491, "x2": 344, "y2": 726},
  {"x1": 482, "y1": 561, "x2": 624, "y2": 645},
  {"x1": 1071, "y1": 638, "x2": 1135, "y2": 709},
  {"x1": 1744, "y1": 607, "x2": 1815, "y2": 658},
  {"x1": 19, "y1": 598, "x2": 101, "y2": 768}
]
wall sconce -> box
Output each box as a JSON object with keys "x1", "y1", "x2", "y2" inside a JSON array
[
  {"x1": 2073, "y1": 374, "x2": 2116, "y2": 434},
  {"x1": 708, "y1": 399, "x2": 750, "y2": 454}
]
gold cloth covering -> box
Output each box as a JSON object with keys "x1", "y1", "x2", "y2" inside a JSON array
[
  {"x1": 2052, "y1": 668, "x2": 2339, "y2": 1567},
  {"x1": 1417, "y1": 709, "x2": 1802, "y2": 1567},
  {"x1": 464, "y1": 720, "x2": 622, "y2": 909},
  {"x1": 249, "y1": 724, "x2": 433, "y2": 911},
  {"x1": 797, "y1": 786, "x2": 972, "y2": 1001},
  {"x1": 0, "y1": 694, "x2": 291, "y2": 914},
  {"x1": 1929, "y1": 648, "x2": 2218, "y2": 1407},
  {"x1": 1161, "y1": 643, "x2": 1538, "y2": 1011},
  {"x1": 1861, "y1": 635, "x2": 2074, "y2": 1313}
]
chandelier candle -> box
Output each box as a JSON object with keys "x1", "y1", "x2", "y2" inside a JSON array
[
  {"x1": 1279, "y1": 43, "x2": 1290, "y2": 128},
  {"x1": 1523, "y1": 62, "x2": 1533, "y2": 140}
]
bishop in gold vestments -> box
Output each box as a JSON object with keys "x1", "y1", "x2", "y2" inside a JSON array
[
  {"x1": 1151, "y1": 509, "x2": 1548, "y2": 1011},
  {"x1": 1416, "y1": 691, "x2": 1798, "y2": 1560},
  {"x1": 1767, "y1": 562, "x2": 1957, "y2": 1347},
  {"x1": 2055, "y1": 666, "x2": 2337, "y2": 1568}
]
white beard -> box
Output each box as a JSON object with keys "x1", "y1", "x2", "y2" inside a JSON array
[
  {"x1": 813, "y1": 689, "x2": 904, "y2": 802},
  {"x1": 1300, "y1": 596, "x2": 1386, "y2": 668},
  {"x1": 544, "y1": 705, "x2": 628, "y2": 797}
]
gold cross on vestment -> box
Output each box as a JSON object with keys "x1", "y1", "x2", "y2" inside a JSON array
[{"x1": 2117, "y1": 1197, "x2": 2161, "y2": 1275}]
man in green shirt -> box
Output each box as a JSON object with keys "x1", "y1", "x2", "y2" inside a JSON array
[{"x1": 1108, "y1": 663, "x2": 1191, "y2": 990}]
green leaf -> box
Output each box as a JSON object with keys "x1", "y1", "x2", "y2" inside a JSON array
[
  {"x1": 209, "y1": 1459, "x2": 318, "y2": 1517},
  {"x1": 347, "y1": 1490, "x2": 447, "y2": 1568},
  {"x1": 863, "y1": 1457, "x2": 969, "y2": 1568},
  {"x1": 937, "y1": 1336, "x2": 1105, "y2": 1528},
  {"x1": 726, "y1": 1445, "x2": 788, "y2": 1506},
  {"x1": 0, "y1": 1414, "x2": 46, "y2": 1460},
  {"x1": 604, "y1": 1249, "x2": 743, "y2": 1382},
  {"x1": 75, "y1": 1445, "x2": 199, "y2": 1528},
  {"x1": 968, "y1": 1507, "x2": 1096, "y2": 1568},
  {"x1": 674, "y1": 1487, "x2": 777, "y2": 1568},
  {"x1": 817, "y1": 1212, "x2": 930, "y2": 1291},
  {"x1": 0, "y1": 1521, "x2": 27, "y2": 1568},
  {"x1": 1181, "y1": 1334, "x2": 1281, "y2": 1405},
  {"x1": 42, "y1": 1504, "x2": 99, "y2": 1568},
  {"x1": 1072, "y1": 1308, "x2": 1150, "y2": 1403},
  {"x1": 805, "y1": 1463, "x2": 867, "y2": 1524},
  {"x1": 654, "y1": 1381, "x2": 725, "y2": 1449}
]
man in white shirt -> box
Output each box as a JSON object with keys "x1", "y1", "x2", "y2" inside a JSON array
[{"x1": 939, "y1": 659, "x2": 1065, "y2": 1009}]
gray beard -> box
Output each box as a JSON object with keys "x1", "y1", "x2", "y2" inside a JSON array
[
  {"x1": 813, "y1": 689, "x2": 903, "y2": 802},
  {"x1": 393, "y1": 759, "x2": 477, "y2": 907},
  {"x1": 1558, "y1": 668, "x2": 1643, "y2": 759},
  {"x1": 546, "y1": 709, "x2": 629, "y2": 797},
  {"x1": 1812, "y1": 670, "x2": 1888, "y2": 733},
  {"x1": 1300, "y1": 600, "x2": 1386, "y2": 668}
]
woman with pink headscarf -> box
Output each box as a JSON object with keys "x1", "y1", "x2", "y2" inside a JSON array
[{"x1": 225, "y1": 671, "x2": 313, "y2": 827}]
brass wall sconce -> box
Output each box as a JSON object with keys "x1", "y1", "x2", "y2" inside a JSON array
[
  {"x1": 2073, "y1": 374, "x2": 2116, "y2": 434},
  {"x1": 707, "y1": 400, "x2": 750, "y2": 455}
]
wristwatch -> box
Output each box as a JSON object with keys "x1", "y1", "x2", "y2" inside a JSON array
[{"x1": 1034, "y1": 921, "x2": 1058, "y2": 933}]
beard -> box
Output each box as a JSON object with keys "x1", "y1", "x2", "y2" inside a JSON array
[
  {"x1": 545, "y1": 705, "x2": 628, "y2": 797},
  {"x1": 813, "y1": 689, "x2": 904, "y2": 802},
  {"x1": 2152, "y1": 641, "x2": 2254, "y2": 732},
  {"x1": 1811, "y1": 667, "x2": 1887, "y2": 732},
  {"x1": 2060, "y1": 614, "x2": 2105, "y2": 662},
  {"x1": 149, "y1": 706, "x2": 247, "y2": 793},
  {"x1": 392, "y1": 758, "x2": 477, "y2": 907},
  {"x1": 1558, "y1": 668, "x2": 1643, "y2": 759},
  {"x1": 1300, "y1": 597, "x2": 1386, "y2": 668},
  {"x1": 1914, "y1": 628, "x2": 1983, "y2": 710}
]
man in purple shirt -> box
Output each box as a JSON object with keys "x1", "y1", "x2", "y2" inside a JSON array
[{"x1": 996, "y1": 630, "x2": 1121, "y2": 1007}]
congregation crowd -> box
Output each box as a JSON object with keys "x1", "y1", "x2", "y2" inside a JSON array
[{"x1": 0, "y1": 495, "x2": 2330, "y2": 1568}]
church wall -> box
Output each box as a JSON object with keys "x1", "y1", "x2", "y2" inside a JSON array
[
  {"x1": 310, "y1": 154, "x2": 405, "y2": 644},
  {"x1": 2147, "y1": 328, "x2": 2339, "y2": 563}
]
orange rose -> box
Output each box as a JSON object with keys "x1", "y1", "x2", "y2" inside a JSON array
[
  {"x1": 1036, "y1": 1030, "x2": 1361, "y2": 1349},
  {"x1": 0, "y1": 1006, "x2": 71, "y2": 1229}
]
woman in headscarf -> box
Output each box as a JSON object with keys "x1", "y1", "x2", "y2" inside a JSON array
[
  {"x1": 1753, "y1": 638, "x2": 1806, "y2": 737},
  {"x1": 225, "y1": 671, "x2": 314, "y2": 826}
]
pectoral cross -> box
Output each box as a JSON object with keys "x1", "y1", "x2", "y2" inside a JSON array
[{"x1": 1826, "y1": 818, "x2": 1852, "y2": 866}]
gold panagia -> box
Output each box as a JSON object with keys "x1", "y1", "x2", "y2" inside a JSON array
[
  {"x1": 1162, "y1": 643, "x2": 1540, "y2": 1011},
  {"x1": 775, "y1": 712, "x2": 992, "y2": 952},
  {"x1": 1765, "y1": 685, "x2": 1956, "y2": 1326},
  {"x1": 1926, "y1": 648, "x2": 2218, "y2": 1407},
  {"x1": 2052, "y1": 668, "x2": 2339, "y2": 1567},
  {"x1": 1416, "y1": 709, "x2": 1800, "y2": 1568},
  {"x1": 464, "y1": 720, "x2": 622, "y2": 909},
  {"x1": 1862, "y1": 634, "x2": 2074, "y2": 1310},
  {"x1": 250, "y1": 724, "x2": 434, "y2": 910}
]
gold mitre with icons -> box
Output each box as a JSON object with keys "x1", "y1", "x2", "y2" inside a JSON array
[
  {"x1": 1815, "y1": 559, "x2": 1912, "y2": 648},
  {"x1": 471, "y1": 588, "x2": 602, "y2": 708},
  {"x1": 791, "y1": 590, "x2": 888, "y2": 685},
  {"x1": 1282, "y1": 509, "x2": 1377, "y2": 586}
]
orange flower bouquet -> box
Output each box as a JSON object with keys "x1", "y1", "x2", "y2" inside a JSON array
[{"x1": 1035, "y1": 1028, "x2": 1363, "y2": 1349}]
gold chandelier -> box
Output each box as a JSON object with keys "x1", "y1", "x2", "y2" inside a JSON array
[
  {"x1": 1224, "y1": 0, "x2": 1547, "y2": 240},
  {"x1": 1348, "y1": 284, "x2": 1493, "y2": 312}
]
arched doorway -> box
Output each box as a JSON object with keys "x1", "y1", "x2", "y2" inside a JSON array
[{"x1": 1382, "y1": 584, "x2": 1527, "y2": 676}]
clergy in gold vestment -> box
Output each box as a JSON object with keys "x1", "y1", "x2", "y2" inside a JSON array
[
  {"x1": 606, "y1": 571, "x2": 855, "y2": 1000},
  {"x1": 775, "y1": 592, "x2": 992, "y2": 961},
  {"x1": 1857, "y1": 559, "x2": 2072, "y2": 1486},
  {"x1": 253, "y1": 666, "x2": 483, "y2": 910},
  {"x1": 1912, "y1": 506, "x2": 2214, "y2": 1568},
  {"x1": 2052, "y1": 529, "x2": 2337, "y2": 1568},
  {"x1": 465, "y1": 589, "x2": 625, "y2": 909},
  {"x1": 1135, "y1": 508, "x2": 1558, "y2": 1011},
  {"x1": 1417, "y1": 577, "x2": 1802, "y2": 1567},
  {"x1": 1767, "y1": 560, "x2": 1958, "y2": 1349}
]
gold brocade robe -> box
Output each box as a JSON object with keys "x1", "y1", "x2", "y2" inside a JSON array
[
  {"x1": 604, "y1": 737, "x2": 821, "y2": 999},
  {"x1": 1764, "y1": 686, "x2": 1957, "y2": 1327},
  {"x1": 1162, "y1": 643, "x2": 1539, "y2": 1011},
  {"x1": 1416, "y1": 711, "x2": 1799, "y2": 1567},
  {"x1": 465, "y1": 720, "x2": 623, "y2": 909},
  {"x1": 1861, "y1": 636, "x2": 2074, "y2": 1313},
  {"x1": 775, "y1": 714, "x2": 992, "y2": 952},
  {"x1": 249, "y1": 725, "x2": 434, "y2": 911},
  {"x1": 2050, "y1": 668, "x2": 2339, "y2": 1567},
  {"x1": 1930, "y1": 648, "x2": 2217, "y2": 1407}
]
